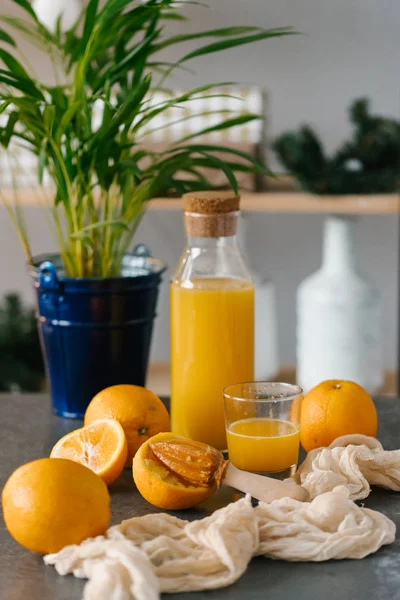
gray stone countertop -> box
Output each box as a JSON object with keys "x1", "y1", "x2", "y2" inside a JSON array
[{"x1": 1, "y1": 394, "x2": 400, "y2": 600}]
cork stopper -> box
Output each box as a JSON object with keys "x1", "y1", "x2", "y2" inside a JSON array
[
  {"x1": 183, "y1": 191, "x2": 240, "y2": 215},
  {"x1": 183, "y1": 191, "x2": 240, "y2": 237}
]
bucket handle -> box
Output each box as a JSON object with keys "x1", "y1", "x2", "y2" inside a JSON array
[
  {"x1": 39, "y1": 261, "x2": 60, "y2": 291},
  {"x1": 132, "y1": 243, "x2": 152, "y2": 258}
]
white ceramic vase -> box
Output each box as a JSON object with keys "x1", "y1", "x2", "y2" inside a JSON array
[
  {"x1": 297, "y1": 215, "x2": 383, "y2": 393},
  {"x1": 240, "y1": 215, "x2": 279, "y2": 380},
  {"x1": 32, "y1": 0, "x2": 81, "y2": 32}
]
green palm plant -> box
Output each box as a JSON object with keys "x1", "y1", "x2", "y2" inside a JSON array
[{"x1": 0, "y1": 0, "x2": 293, "y2": 277}]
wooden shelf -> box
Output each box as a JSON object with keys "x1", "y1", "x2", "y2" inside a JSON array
[
  {"x1": 147, "y1": 362, "x2": 398, "y2": 398},
  {"x1": 2, "y1": 188, "x2": 399, "y2": 215},
  {"x1": 149, "y1": 192, "x2": 400, "y2": 214}
]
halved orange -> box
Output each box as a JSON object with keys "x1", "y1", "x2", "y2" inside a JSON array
[
  {"x1": 50, "y1": 419, "x2": 127, "y2": 485},
  {"x1": 132, "y1": 432, "x2": 216, "y2": 510}
]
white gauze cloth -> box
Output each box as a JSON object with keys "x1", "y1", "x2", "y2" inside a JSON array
[
  {"x1": 295, "y1": 434, "x2": 400, "y2": 500},
  {"x1": 44, "y1": 486, "x2": 395, "y2": 600},
  {"x1": 256, "y1": 485, "x2": 395, "y2": 561}
]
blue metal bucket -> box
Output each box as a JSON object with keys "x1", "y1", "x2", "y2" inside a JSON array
[{"x1": 30, "y1": 246, "x2": 167, "y2": 418}]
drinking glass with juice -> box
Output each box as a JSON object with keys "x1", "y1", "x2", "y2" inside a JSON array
[
  {"x1": 224, "y1": 382, "x2": 303, "y2": 478},
  {"x1": 170, "y1": 191, "x2": 254, "y2": 450}
]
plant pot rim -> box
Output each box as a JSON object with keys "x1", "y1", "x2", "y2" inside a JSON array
[{"x1": 29, "y1": 249, "x2": 167, "y2": 283}]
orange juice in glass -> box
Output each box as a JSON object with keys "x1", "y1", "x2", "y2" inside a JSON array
[{"x1": 224, "y1": 382, "x2": 302, "y2": 478}]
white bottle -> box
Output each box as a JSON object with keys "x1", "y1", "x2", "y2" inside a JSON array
[
  {"x1": 240, "y1": 214, "x2": 279, "y2": 380},
  {"x1": 33, "y1": 0, "x2": 81, "y2": 32},
  {"x1": 253, "y1": 275, "x2": 279, "y2": 379},
  {"x1": 297, "y1": 215, "x2": 383, "y2": 393}
]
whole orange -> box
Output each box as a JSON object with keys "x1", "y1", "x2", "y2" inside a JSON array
[
  {"x1": 84, "y1": 384, "x2": 170, "y2": 464},
  {"x1": 300, "y1": 379, "x2": 378, "y2": 452},
  {"x1": 2, "y1": 458, "x2": 110, "y2": 554}
]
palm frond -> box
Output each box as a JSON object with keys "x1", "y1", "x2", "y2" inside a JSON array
[{"x1": 0, "y1": 0, "x2": 294, "y2": 277}]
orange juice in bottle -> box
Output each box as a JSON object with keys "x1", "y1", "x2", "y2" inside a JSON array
[{"x1": 170, "y1": 191, "x2": 254, "y2": 450}]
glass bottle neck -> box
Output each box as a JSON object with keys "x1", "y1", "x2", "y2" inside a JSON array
[
  {"x1": 173, "y1": 228, "x2": 252, "y2": 285},
  {"x1": 187, "y1": 233, "x2": 239, "y2": 249}
]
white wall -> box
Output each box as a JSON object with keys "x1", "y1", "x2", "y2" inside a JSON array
[{"x1": 0, "y1": 0, "x2": 399, "y2": 369}]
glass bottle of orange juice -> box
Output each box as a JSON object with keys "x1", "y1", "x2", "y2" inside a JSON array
[{"x1": 170, "y1": 191, "x2": 254, "y2": 450}]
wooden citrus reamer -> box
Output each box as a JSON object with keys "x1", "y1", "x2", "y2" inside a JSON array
[{"x1": 149, "y1": 437, "x2": 309, "y2": 503}]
